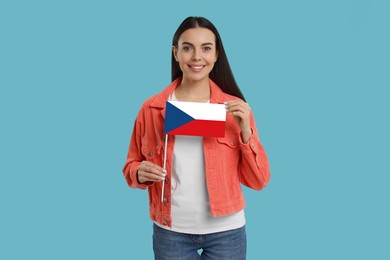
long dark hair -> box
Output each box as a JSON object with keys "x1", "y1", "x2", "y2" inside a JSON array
[{"x1": 171, "y1": 16, "x2": 246, "y2": 101}]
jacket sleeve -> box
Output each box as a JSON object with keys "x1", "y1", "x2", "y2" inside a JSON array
[
  {"x1": 122, "y1": 110, "x2": 153, "y2": 189},
  {"x1": 238, "y1": 112, "x2": 271, "y2": 190}
]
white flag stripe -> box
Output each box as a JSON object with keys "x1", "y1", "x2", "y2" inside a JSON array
[{"x1": 168, "y1": 101, "x2": 226, "y2": 121}]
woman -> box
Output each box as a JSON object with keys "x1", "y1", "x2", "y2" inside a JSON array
[{"x1": 123, "y1": 16, "x2": 270, "y2": 260}]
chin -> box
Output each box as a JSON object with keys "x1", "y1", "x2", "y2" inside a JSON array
[
  {"x1": 186, "y1": 74, "x2": 209, "y2": 82},
  {"x1": 185, "y1": 70, "x2": 212, "y2": 81}
]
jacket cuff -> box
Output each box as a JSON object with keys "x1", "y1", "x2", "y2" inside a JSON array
[{"x1": 239, "y1": 130, "x2": 258, "y2": 154}]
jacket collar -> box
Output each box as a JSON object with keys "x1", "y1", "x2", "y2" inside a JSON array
[{"x1": 150, "y1": 77, "x2": 226, "y2": 110}]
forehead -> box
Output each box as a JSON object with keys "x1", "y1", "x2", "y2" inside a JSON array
[{"x1": 178, "y1": 28, "x2": 216, "y2": 44}]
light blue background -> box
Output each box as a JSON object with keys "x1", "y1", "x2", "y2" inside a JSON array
[{"x1": 1, "y1": 0, "x2": 389, "y2": 259}]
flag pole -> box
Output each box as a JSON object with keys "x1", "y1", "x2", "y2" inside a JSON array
[{"x1": 161, "y1": 133, "x2": 168, "y2": 202}]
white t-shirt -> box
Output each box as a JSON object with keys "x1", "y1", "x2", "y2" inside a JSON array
[{"x1": 155, "y1": 93, "x2": 245, "y2": 234}]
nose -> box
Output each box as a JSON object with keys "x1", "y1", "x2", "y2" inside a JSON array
[{"x1": 192, "y1": 49, "x2": 201, "y2": 61}]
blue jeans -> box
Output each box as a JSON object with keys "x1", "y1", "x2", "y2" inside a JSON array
[{"x1": 153, "y1": 224, "x2": 247, "y2": 260}]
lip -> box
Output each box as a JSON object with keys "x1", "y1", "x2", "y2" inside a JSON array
[{"x1": 188, "y1": 64, "x2": 206, "y2": 72}]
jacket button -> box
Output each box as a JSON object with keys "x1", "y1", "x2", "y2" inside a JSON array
[
  {"x1": 147, "y1": 151, "x2": 153, "y2": 157},
  {"x1": 230, "y1": 140, "x2": 236, "y2": 146},
  {"x1": 163, "y1": 198, "x2": 168, "y2": 204},
  {"x1": 163, "y1": 220, "x2": 168, "y2": 226},
  {"x1": 165, "y1": 177, "x2": 169, "y2": 184}
]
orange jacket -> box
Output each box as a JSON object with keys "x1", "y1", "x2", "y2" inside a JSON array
[{"x1": 123, "y1": 78, "x2": 270, "y2": 227}]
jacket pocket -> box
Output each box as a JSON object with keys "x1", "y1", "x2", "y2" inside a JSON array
[
  {"x1": 141, "y1": 144, "x2": 161, "y2": 165},
  {"x1": 216, "y1": 135, "x2": 240, "y2": 167},
  {"x1": 217, "y1": 136, "x2": 239, "y2": 149}
]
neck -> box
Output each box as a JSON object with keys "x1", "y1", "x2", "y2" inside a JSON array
[{"x1": 175, "y1": 76, "x2": 211, "y2": 102}]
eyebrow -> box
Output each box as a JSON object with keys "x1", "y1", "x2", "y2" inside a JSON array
[{"x1": 181, "y1": 42, "x2": 214, "y2": 46}]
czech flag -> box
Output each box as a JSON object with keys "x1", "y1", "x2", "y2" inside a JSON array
[{"x1": 164, "y1": 101, "x2": 226, "y2": 137}]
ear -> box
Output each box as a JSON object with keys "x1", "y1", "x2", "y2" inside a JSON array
[{"x1": 172, "y1": 45, "x2": 179, "y2": 62}]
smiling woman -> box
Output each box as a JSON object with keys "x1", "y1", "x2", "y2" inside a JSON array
[
  {"x1": 122, "y1": 16, "x2": 271, "y2": 260},
  {"x1": 173, "y1": 28, "x2": 218, "y2": 86}
]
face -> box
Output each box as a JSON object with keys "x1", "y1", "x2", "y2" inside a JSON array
[{"x1": 173, "y1": 28, "x2": 218, "y2": 83}]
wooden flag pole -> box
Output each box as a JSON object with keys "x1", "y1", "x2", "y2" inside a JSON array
[{"x1": 161, "y1": 134, "x2": 168, "y2": 202}]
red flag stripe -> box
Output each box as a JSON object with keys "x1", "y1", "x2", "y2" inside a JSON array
[{"x1": 167, "y1": 120, "x2": 225, "y2": 137}]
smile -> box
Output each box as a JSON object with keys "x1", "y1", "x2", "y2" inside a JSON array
[{"x1": 188, "y1": 64, "x2": 206, "y2": 72}]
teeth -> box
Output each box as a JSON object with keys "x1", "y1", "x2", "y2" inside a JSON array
[{"x1": 191, "y1": 66, "x2": 203, "y2": 69}]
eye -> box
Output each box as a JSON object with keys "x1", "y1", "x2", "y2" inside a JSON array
[
  {"x1": 203, "y1": 46, "x2": 212, "y2": 52},
  {"x1": 182, "y1": 46, "x2": 192, "y2": 51}
]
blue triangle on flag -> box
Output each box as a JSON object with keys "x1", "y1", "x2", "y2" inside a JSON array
[{"x1": 164, "y1": 101, "x2": 194, "y2": 134}]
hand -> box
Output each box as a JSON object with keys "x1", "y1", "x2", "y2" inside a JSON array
[
  {"x1": 137, "y1": 161, "x2": 166, "y2": 184},
  {"x1": 225, "y1": 100, "x2": 252, "y2": 143}
]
